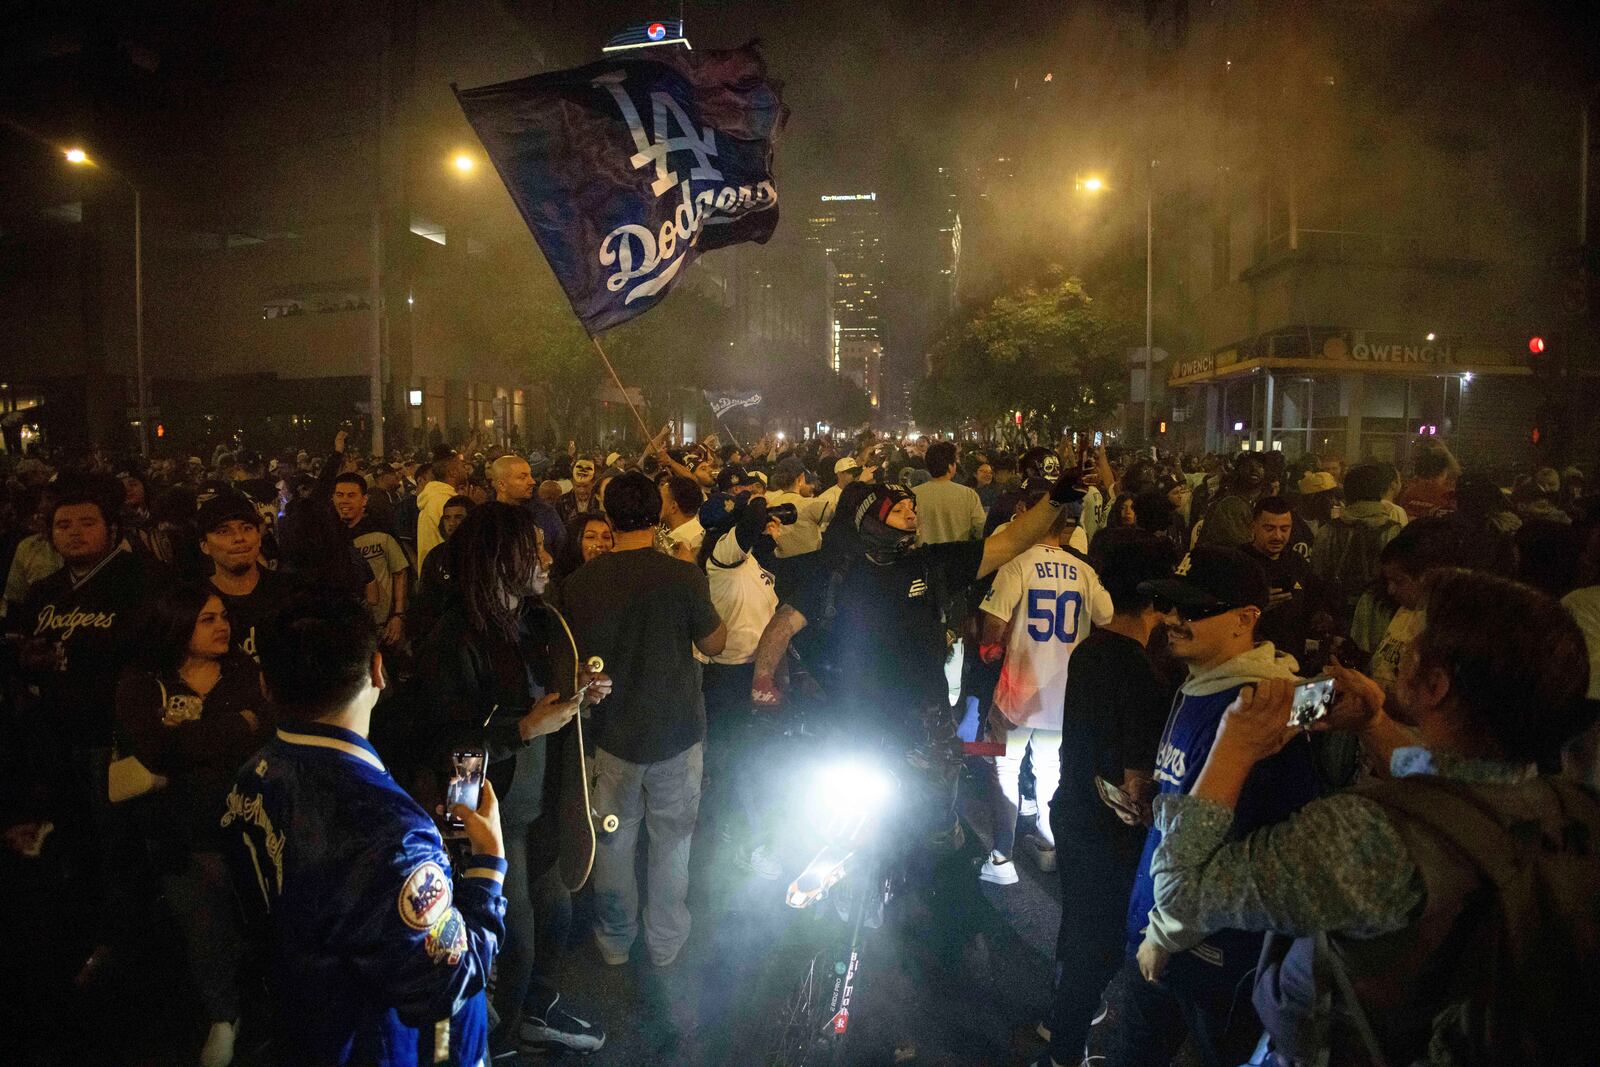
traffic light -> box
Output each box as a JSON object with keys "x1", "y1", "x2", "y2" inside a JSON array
[{"x1": 1528, "y1": 332, "x2": 1570, "y2": 379}]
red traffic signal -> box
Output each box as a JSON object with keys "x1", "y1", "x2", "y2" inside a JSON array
[{"x1": 1529, "y1": 336, "x2": 1546, "y2": 355}]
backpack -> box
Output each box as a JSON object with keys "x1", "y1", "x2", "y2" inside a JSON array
[
  {"x1": 1315, "y1": 517, "x2": 1398, "y2": 617},
  {"x1": 1259, "y1": 776, "x2": 1600, "y2": 1067}
]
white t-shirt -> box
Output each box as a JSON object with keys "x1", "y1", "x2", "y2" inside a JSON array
[
  {"x1": 1369, "y1": 606, "x2": 1424, "y2": 693},
  {"x1": 1561, "y1": 586, "x2": 1600, "y2": 699},
  {"x1": 668, "y1": 516, "x2": 705, "y2": 556},
  {"x1": 981, "y1": 544, "x2": 1113, "y2": 729},
  {"x1": 697, "y1": 527, "x2": 778, "y2": 666},
  {"x1": 763, "y1": 490, "x2": 828, "y2": 557}
]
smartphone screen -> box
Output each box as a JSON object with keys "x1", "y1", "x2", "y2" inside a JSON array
[
  {"x1": 443, "y1": 750, "x2": 485, "y2": 831},
  {"x1": 1289, "y1": 676, "x2": 1336, "y2": 729}
]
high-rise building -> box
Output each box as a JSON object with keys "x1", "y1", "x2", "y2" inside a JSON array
[
  {"x1": 0, "y1": 0, "x2": 571, "y2": 454},
  {"x1": 808, "y1": 193, "x2": 886, "y2": 407}
]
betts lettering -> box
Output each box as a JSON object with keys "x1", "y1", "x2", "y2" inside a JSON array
[{"x1": 34, "y1": 604, "x2": 116, "y2": 641}]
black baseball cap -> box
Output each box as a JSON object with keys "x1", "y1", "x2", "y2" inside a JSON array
[
  {"x1": 1138, "y1": 545, "x2": 1269, "y2": 616},
  {"x1": 773, "y1": 454, "x2": 811, "y2": 485},
  {"x1": 195, "y1": 490, "x2": 264, "y2": 534},
  {"x1": 717, "y1": 465, "x2": 757, "y2": 492}
]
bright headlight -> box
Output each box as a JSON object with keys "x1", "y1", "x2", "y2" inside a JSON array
[{"x1": 816, "y1": 759, "x2": 895, "y2": 815}]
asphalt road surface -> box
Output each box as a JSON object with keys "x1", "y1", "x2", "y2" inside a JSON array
[{"x1": 543, "y1": 759, "x2": 1065, "y2": 1067}]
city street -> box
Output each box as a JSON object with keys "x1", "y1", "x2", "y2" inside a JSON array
[
  {"x1": 6, "y1": 4, "x2": 1600, "y2": 1066},
  {"x1": 550, "y1": 763, "x2": 1065, "y2": 1067}
]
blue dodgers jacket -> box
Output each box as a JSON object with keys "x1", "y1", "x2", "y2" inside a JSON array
[
  {"x1": 1125, "y1": 644, "x2": 1313, "y2": 973},
  {"x1": 222, "y1": 721, "x2": 507, "y2": 1066}
]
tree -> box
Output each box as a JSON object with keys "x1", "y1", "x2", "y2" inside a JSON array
[
  {"x1": 761, "y1": 362, "x2": 874, "y2": 432},
  {"x1": 914, "y1": 266, "x2": 1134, "y2": 441},
  {"x1": 450, "y1": 239, "x2": 729, "y2": 446}
]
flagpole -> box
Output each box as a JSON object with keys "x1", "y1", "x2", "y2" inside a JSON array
[
  {"x1": 714, "y1": 416, "x2": 743, "y2": 453},
  {"x1": 590, "y1": 335, "x2": 654, "y2": 442}
]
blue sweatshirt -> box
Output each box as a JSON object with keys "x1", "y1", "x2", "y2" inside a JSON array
[{"x1": 1125, "y1": 644, "x2": 1315, "y2": 976}]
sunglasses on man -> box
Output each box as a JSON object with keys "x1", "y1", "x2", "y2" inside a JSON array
[{"x1": 1151, "y1": 597, "x2": 1252, "y2": 623}]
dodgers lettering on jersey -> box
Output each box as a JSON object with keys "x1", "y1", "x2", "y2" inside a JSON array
[
  {"x1": 1127, "y1": 676, "x2": 1322, "y2": 958},
  {"x1": 981, "y1": 544, "x2": 1112, "y2": 730}
]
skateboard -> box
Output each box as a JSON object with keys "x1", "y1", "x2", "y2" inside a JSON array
[{"x1": 550, "y1": 608, "x2": 617, "y2": 893}]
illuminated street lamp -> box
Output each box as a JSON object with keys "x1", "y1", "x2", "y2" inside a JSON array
[
  {"x1": 1078, "y1": 164, "x2": 1158, "y2": 444},
  {"x1": 66, "y1": 146, "x2": 150, "y2": 458},
  {"x1": 452, "y1": 152, "x2": 476, "y2": 174}
]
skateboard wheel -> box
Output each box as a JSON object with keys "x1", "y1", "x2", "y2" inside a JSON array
[{"x1": 600, "y1": 814, "x2": 620, "y2": 833}]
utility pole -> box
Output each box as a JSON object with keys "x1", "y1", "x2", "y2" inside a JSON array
[
  {"x1": 368, "y1": 4, "x2": 390, "y2": 458},
  {"x1": 133, "y1": 186, "x2": 148, "y2": 458},
  {"x1": 1144, "y1": 159, "x2": 1155, "y2": 447}
]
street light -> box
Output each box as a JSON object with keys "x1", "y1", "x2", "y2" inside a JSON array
[
  {"x1": 1078, "y1": 163, "x2": 1158, "y2": 445},
  {"x1": 451, "y1": 152, "x2": 476, "y2": 174},
  {"x1": 66, "y1": 146, "x2": 149, "y2": 458}
]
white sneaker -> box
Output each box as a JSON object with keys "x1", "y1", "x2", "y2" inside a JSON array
[
  {"x1": 741, "y1": 844, "x2": 783, "y2": 880},
  {"x1": 1027, "y1": 835, "x2": 1057, "y2": 872},
  {"x1": 200, "y1": 1020, "x2": 236, "y2": 1067},
  {"x1": 979, "y1": 849, "x2": 1019, "y2": 885}
]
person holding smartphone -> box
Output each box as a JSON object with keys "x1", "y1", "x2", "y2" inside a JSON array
[
  {"x1": 1032, "y1": 531, "x2": 1177, "y2": 1067},
  {"x1": 1139, "y1": 570, "x2": 1600, "y2": 1066},
  {"x1": 224, "y1": 592, "x2": 507, "y2": 1067},
  {"x1": 414, "y1": 502, "x2": 610, "y2": 1058},
  {"x1": 1089, "y1": 545, "x2": 1310, "y2": 1067}
]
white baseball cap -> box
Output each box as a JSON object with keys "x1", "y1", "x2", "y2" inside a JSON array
[{"x1": 834, "y1": 457, "x2": 862, "y2": 475}]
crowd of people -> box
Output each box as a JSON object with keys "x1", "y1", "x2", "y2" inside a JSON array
[{"x1": 2, "y1": 425, "x2": 1598, "y2": 1067}]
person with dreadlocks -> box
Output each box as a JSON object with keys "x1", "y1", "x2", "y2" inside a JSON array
[{"x1": 413, "y1": 502, "x2": 611, "y2": 1058}]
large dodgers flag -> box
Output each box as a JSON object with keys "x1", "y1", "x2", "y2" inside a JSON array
[{"x1": 455, "y1": 43, "x2": 787, "y2": 334}]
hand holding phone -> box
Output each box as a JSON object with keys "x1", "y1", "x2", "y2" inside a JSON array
[
  {"x1": 442, "y1": 777, "x2": 503, "y2": 858},
  {"x1": 519, "y1": 692, "x2": 580, "y2": 740},
  {"x1": 1095, "y1": 775, "x2": 1146, "y2": 826}
]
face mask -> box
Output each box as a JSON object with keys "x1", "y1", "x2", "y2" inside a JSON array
[
  {"x1": 854, "y1": 486, "x2": 917, "y2": 563},
  {"x1": 859, "y1": 518, "x2": 916, "y2": 562}
]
